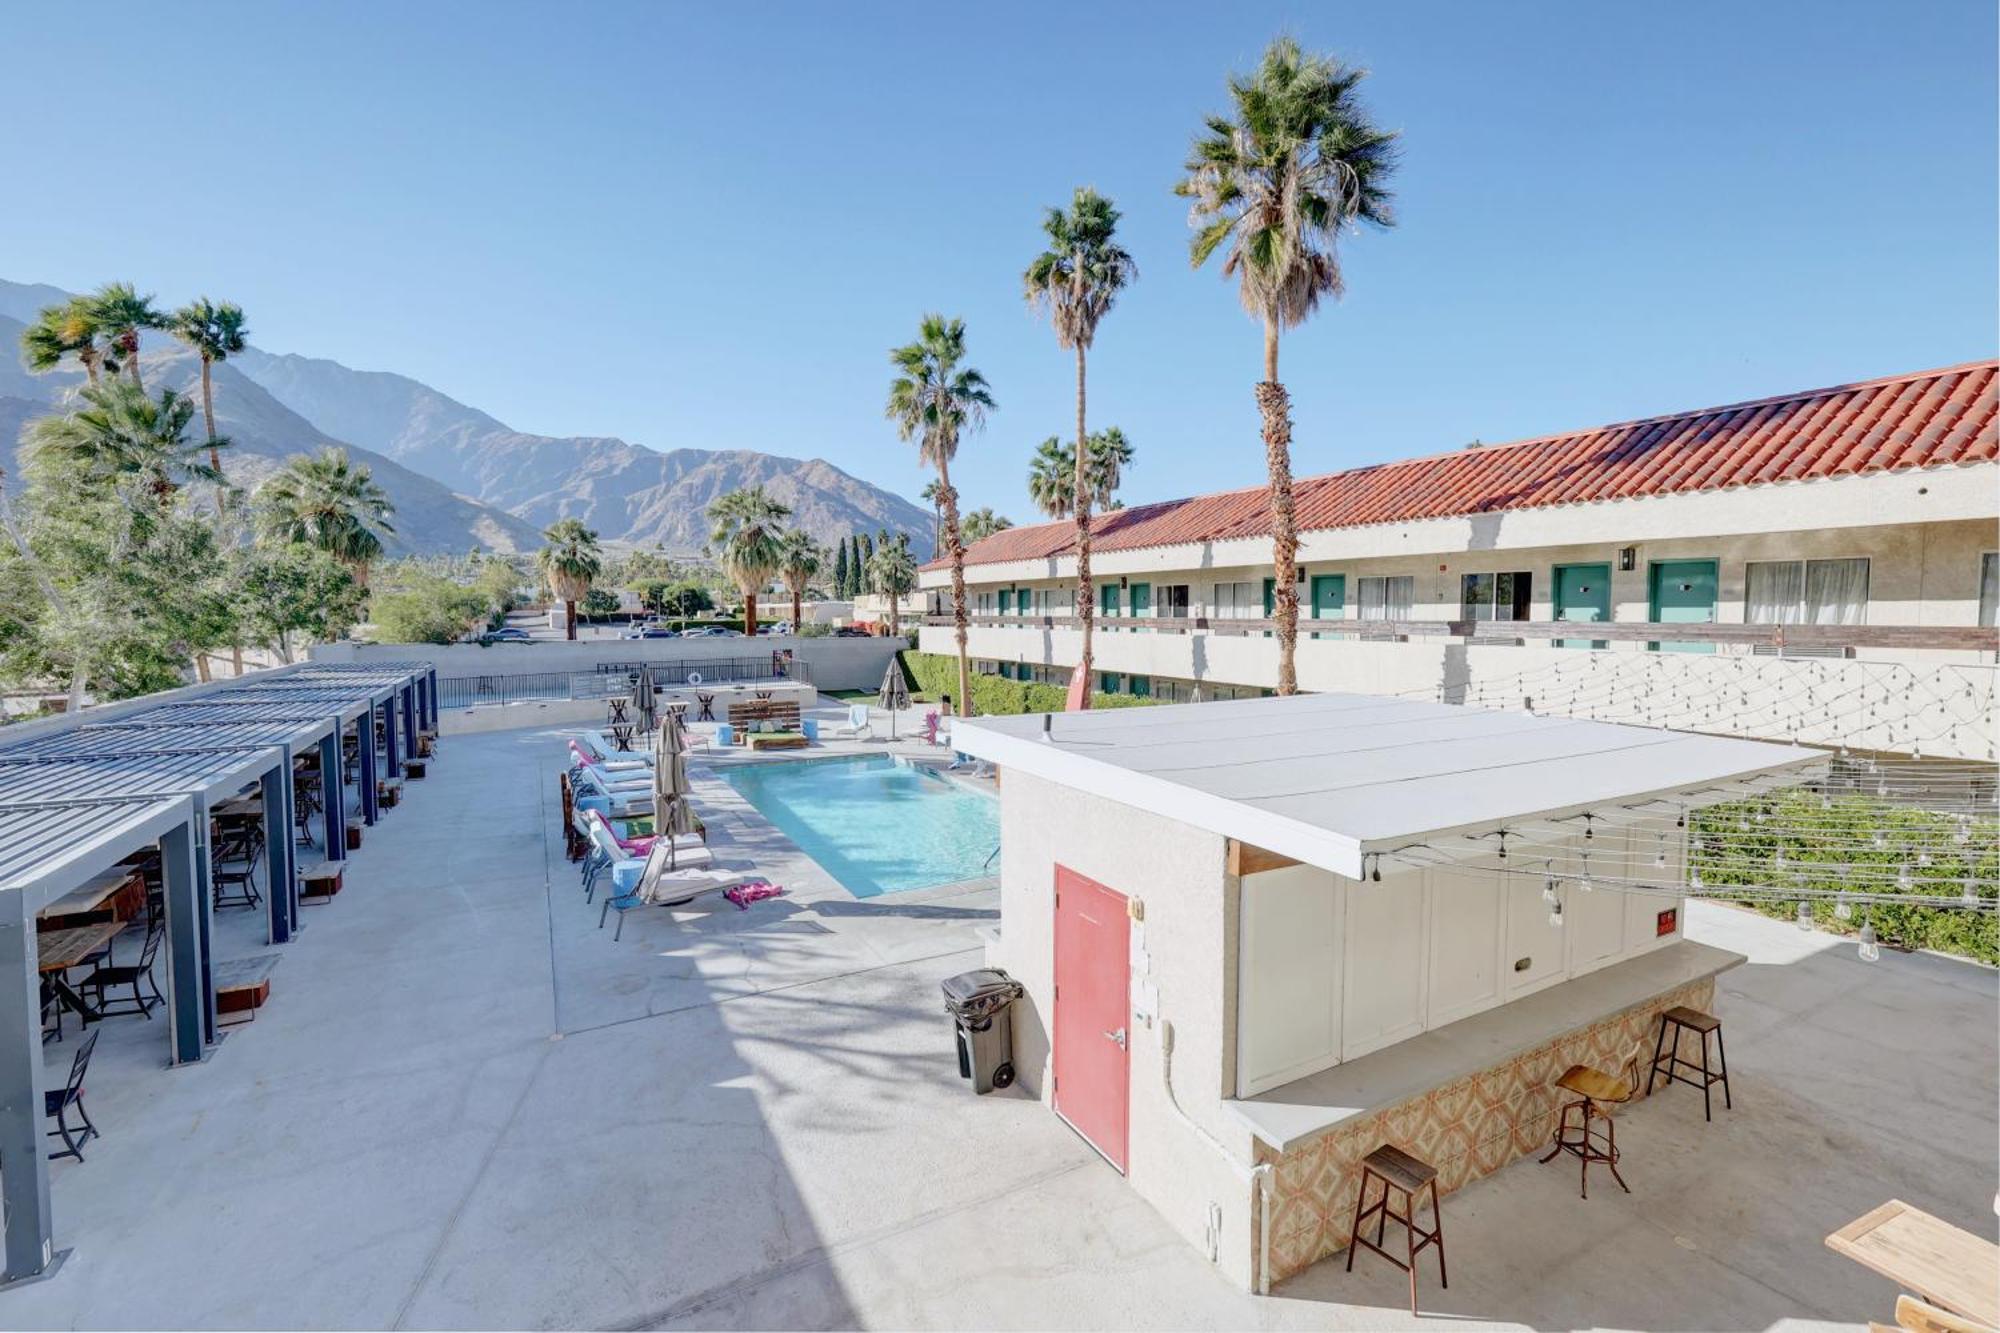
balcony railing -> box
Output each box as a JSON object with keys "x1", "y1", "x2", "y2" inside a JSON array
[{"x1": 920, "y1": 613, "x2": 1999, "y2": 654}]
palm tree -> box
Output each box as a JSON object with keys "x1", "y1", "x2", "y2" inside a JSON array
[
  {"x1": 88, "y1": 283, "x2": 169, "y2": 391},
  {"x1": 255, "y1": 447, "x2": 397, "y2": 585},
  {"x1": 23, "y1": 381, "x2": 225, "y2": 500},
  {"x1": 1086, "y1": 427, "x2": 1133, "y2": 508},
  {"x1": 171, "y1": 298, "x2": 249, "y2": 478},
  {"x1": 1027, "y1": 437, "x2": 1077, "y2": 520},
  {"x1": 777, "y1": 528, "x2": 824, "y2": 631},
  {"x1": 886, "y1": 315, "x2": 994, "y2": 718},
  {"x1": 1176, "y1": 36, "x2": 1397, "y2": 694},
  {"x1": 960, "y1": 507, "x2": 1013, "y2": 545},
  {"x1": 920, "y1": 479, "x2": 945, "y2": 552},
  {"x1": 707, "y1": 486, "x2": 791, "y2": 636},
  {"x1": 535, "y1": 517, "x2": 603, "y2": 641},
  {"x1": 20, "y1": 297, "x2": 106, "y2": 383},
  {"x1": 1025, "y1": 187, "x2": 1136, "y2": 707},
  {"x1": 867, "y1": 534, "x2": 918, "y2": 637}
]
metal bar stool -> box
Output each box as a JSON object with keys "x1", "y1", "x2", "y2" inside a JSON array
[
  {"x1": 1540, "y1": 1051, "x2": 1639, "y2": 1199},
  {"x1": 1648, "y1": 1005, "x2": 1732, "y2": 1121},
  {"x1": 1345, "y1": 1143, "x2": 1447, "y2": 1315}
]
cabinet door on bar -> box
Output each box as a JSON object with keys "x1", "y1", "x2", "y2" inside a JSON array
[
  {"x1": 1341, "y1": 869, "x2": 1428, "y2": 1058},
  {"x1": 1425, "y1": 864, "x2": 1506, "y2": 1027}
]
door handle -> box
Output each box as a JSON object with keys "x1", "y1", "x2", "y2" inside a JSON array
[{"x1": 1102, "y1": 1027, "x2": 1127, "y2": 1050}]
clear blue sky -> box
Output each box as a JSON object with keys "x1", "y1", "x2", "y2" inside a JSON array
[{"x1": 4, "y1": 2, "x2": 1993, "y2": 519}]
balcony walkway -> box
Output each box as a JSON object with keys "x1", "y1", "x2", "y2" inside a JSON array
[{"x1": 4, "y1": 718, "x2": 1992, "y2": 1329}]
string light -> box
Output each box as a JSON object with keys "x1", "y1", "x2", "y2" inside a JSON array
[
  {"x1": 1796, "y1": 901, "x2": 1813, "y2": 930},
  {"x1": 1857, "y1": 920, "x2": 1881, "y2": 963}
]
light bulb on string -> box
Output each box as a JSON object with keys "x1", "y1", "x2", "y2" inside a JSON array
[
  {"x1": 1654, "y1": 836, "x2": 1669, "y2": 869},
  {"x1": 1796, "y1": 901, "x2": 1812, "y2": 930},
  {"x1": 1963, "y1": 878, "x2": 1980, "y2": 908},
  {"x1": 1835, "y1": 891, "x2": 1853, "y2": 921},
  {"x1": 1548, "y1": 896, "x2": 1564, "y2": 929},
  {"x1": 1857, "y1": 921, "x2": 1880, "y2": 964},
  {"x1": 1917, "y1": 850, "x2": 1932, "y2": 867},
  {"x1": 1896, "y1": 865, "x2": 1913, "y2": 891}
]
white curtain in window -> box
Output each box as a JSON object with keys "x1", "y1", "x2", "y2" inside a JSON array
[
  {"x1": 1804, "y1": 558, "x2": 1868, "y2": 625},
  {"x1": 1980, "y1": 554, "x2": 1998, "y2": 628},
  {"x1": 1745, "y1": 562, "x2": 1803, "y2": 623},
  {"x1": 1384, "y1": 576, "x2": 1414, "y2": 619}
]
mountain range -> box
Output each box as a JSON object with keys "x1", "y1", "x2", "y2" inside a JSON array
[{"x1": 0, "y1": 278, "x2": 933, "y2": 559}]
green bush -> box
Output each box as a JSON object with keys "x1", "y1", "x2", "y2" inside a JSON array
[
  {"x1": 369, "y1": 575, "x2": 492, "y2": 645},
  {"x1": 899, "y1": 651, "x2": 1159, "y2": 717},
  {"x1": 1691, "y1": 790, "x2": 1997, "y2": 964}
]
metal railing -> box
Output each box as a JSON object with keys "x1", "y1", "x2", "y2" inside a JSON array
[
  {"x1": 439, "y1": 655, "x2": 811, "y2": 710},
  {"x1": 921, "y1": 613, "x2": 1999, "y2": 655}
]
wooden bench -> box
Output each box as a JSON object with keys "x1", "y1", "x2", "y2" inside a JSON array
[
  {"x1": 726, "y1": 699, "x2": 803, "y2": 732},
  {"x1": 747, "y1": 731, "x2": 811, "y2": 751},
  {"x1": 298, "y1": 860, "x2": 345, "y2": 903},
  {"x1": 377, "y1": 777, "x2": 404, "y2": 808},
  {"x1": 345, "y1": 816, "x2": 364, "y2": 851},
  {"x1": 215, "y1": 954, "x2": 280, "y2": 1024},
  {"x1": 403, "y1": 757, "x2": 428, "y2": 780}
]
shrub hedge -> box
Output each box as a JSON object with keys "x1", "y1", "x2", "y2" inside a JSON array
[
  {"x1": 1691, "y1": 790, "x2": 1997, "y2": 964},
  {"x1": 899, "y1": 651, "x2": 1159, "y2": 717}
]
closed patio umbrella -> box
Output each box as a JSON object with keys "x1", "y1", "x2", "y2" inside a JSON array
[
  {"x1": 877, "y1": 658, "x2": 910, "y2": 740},
  {"x1": 652, "y1": 709, "x2": 700, "y2": 866},
  {"x1": 633, "y1": 665, "x2": 659, "y2": 739}
]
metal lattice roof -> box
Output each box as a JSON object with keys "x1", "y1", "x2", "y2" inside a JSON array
[
  {"x1": 0, "y1": 795, "x2": 191, "y2": 894},
  {"x1": 0, "y1": 748, "x2": 281, "y2": 805},
  {"x1": 117, "y1": 700, "x2": 351, "y2": 726},
  {"x1": 5, "y1": 721, "x2": 321, "y2": 758}
]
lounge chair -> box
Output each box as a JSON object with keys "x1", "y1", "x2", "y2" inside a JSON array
[
  {"x1": 581, "y1": 822, "x2": 712, "y2": 904},
  {"x1": 570, "y1": 738, "x2": 649, "y2": 773},
  {"x1": 599, "y1": 840, "x2": 757, "y2": 940},
  {"x1": 834, "y1": 703, "x2": 874, "y2": 740}
]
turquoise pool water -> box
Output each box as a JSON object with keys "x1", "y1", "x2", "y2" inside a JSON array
[{"x1": 723, "y1": 754, "x2": 999, "y2": 898}]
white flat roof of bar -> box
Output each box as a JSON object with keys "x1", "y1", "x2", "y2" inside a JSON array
[{"x1": 949, "y1": 693, "x2": 1824, "y2": 879}]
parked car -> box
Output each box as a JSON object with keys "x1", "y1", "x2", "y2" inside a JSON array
[
  {"x1": 832, "y1": 626, "x2": 873, "y2": 638},
  {"x1": 478, "y1": 627, "x2": 534, "y2": 644},
  {"x1": 623, "y1": 627, "x2": 680, "y2": 639}
]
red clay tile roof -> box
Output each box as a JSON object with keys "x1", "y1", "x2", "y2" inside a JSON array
[{"x1": 926, "y1": 361, "x2": 1998, "y2": 571}]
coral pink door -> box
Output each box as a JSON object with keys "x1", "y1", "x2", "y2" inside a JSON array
[{"x1": 1052, "y1": 865, "x2": 1130, "y2": 1172}]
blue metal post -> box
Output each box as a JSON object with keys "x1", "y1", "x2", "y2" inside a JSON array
[
  {"x1": 358, "y1": 716, "x2": 379, "y2": 826},
  {"x1": 261, "y1": 755, "x2": 298, "y2": 944},
  {"x1": 400, "y1": 685, "x2": 416, "y2": 763},
  {"x1": 0, "y1": 883, "x2": 53, "y2": 1282},
  {"x1": 425, "y1": 668, "x2": 438, "y2": 732},
  {"x1": 319, "y1": 730, "x2": 346, "y2": 861},
  {"x1": 162, "y1": 816, "x2": 212, "y2": 1063},
  {"x1": 382, "y1": 696, "x2": 402, "y2": 782}
]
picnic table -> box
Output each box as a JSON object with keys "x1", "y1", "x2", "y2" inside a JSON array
[
  {"x1": 38, "y1": 922, "x2": 121, "y2": 1023},
  {"x1": 1826, "y1": 1198, "x2": 2000, "y2": 1329}
]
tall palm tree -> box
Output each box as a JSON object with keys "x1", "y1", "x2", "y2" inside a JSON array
[
  {"x1": 1027, "y1": 428, "x2": 1136, "y2": 520},
  {"x1": 886, "y1": 315, "x2": 994, "y2": 718},
  {"x1": 88, "y1": 282, "x2": 169, "y2": 391},
  {"x1": 23, "y1": 381, "x2": 225, "y2": 500},
  {"x1": 777, "y1": 528, "x2": 824, "y2": 631},
  {"x1": 1085, "y1": 426, "x2": 1133, "y2": 508},
  {"x1": 171, "y1": 298, "x2": 249, "y2": 477},
  {"x1": 255, "y1": 447, "x2": 397, "y2": 585},
  {"x1": 960, "y1": 507, "x2": 1013, "y2": 545},
  {"x1": 707, "y1": 486, "x2": 792, "y2": 636},
  {"x1": 867, "y1": 534, "x2": 919, "y2": 637},
  {"x1": 920, "y1": 479, "x2": 944, "y2": 552},
  {"x1": 1024, "y1": 187, "x2": 1136, "y2": 707},
  {"x1": 1176, "y1": 36, "x2": 1397, "y2": 694},
  {"x1": 535, "y1": 517, "x2": 603, "y2": 641},
  {"x1": 20, "y1": 297, "x2": 106, "y2": 383}
]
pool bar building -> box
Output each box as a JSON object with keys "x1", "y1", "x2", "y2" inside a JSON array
[
  {"x1": 0, "y1": 660, "x2": 438, "y2": 1285},
  {"x1": 949, "y1": 693, "x2": 1823, "y2": 1293}
]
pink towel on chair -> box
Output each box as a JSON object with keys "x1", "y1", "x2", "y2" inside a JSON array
[{"x1": 724, "y1": 880, "x2": 783, "y2": 910}]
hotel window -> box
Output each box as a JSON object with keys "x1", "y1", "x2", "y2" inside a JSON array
[
  {"x1": 974, "y1": 591, "x2": 996, "y2": 616},
  {"x1": 1157, "y1": 584, "x2": 1191, "y2": 620},
  {"x1": 1980, "y1": 553, "x2": 1998, "y2": 628},
  {"x1": 1357, "y1": 575, "x2": 1414, "y2": 621},
  {"x1": 1745, "y1": 558, "x2": 1870, "y2": 625},
  {"x1": 1460, "y1": 571, "x2": 1533, "y2": 621},
  {"x1": 1211, "y1": 580, "x2": 1260, "y2": 619}
]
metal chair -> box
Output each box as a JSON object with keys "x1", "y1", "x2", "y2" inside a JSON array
[
  {"x1": 212, "y1": 826, "x2": 264, "y2": 910},
  {"x1": 46, "y1": 1030, "x2": 100, "y2": 1161},
  {"x1": 87, "y1": 924, "x2": 166, "y2": 1019},
  {"x1": 1540, "y1": 1047, "x2": 1641, "y2": 1198}
]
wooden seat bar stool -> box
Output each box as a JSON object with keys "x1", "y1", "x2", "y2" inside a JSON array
[
  {"x1": 1648, "y1": 1005, "x2": 1732, "y2": 1121},
  {"x1": 1540, "y1": 1056, "x2": 1638, "y2": 1199},
  {"x1": 1345, "y1": 1143, "x2": 1447, "y2": 1315}
]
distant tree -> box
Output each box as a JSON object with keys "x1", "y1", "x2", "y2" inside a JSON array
[
  {"x1": 170, "y1": 298, "x2": 249, "y2": 480},
  {"x1": 234, "y1": 543, "x2": 366, "y2": 662},
  {"x1": 87, "y1": 282, "x2": 169, "y2": 391},
  {"x1": 861, "y1": 530, "x2": 876, "y2": 572},
  {"x1": 921, "y1": 479, "x2": 944, "y2": 551},
  {"x1": 581, "y1": 587, "x2": 621, "y2": 620},
  {"x1": 959, "y1": 507, "x2": 1013, "y2": 545},
  {"x1": 1175, "y1": 35, "x2": 1397, "y2": 693},
  {"x1": 886, "y1": 314, "x2": 995, "y2": 717},
  {"x1": 1028, "y1": 438, "x2": 1076, "y2": 520},
  {"x1": 255, "y1": 448, "x2": 396, "y2": 586},
  {"x1": 777, "y1": 529, "x2": 824, "y2": 630},
  {"x1": 659, "y1": 580, "x2": 713, "y2": 618},
  {"x1": 832, "y1": 539, "x2": 850, "y2": 601},
  {"x1": 707, "y1": 486, "x2": 792, "y2": 635},
  {"x1": 849, "y1": 535, "x2": 865, "y2": 597},
  {"x1": 1025, "y1": 186, "x2": 1136, "y2": 706},
  {"x1": 24, "y1": 381, "x2": 224, "y2": 501},
  {"x1": 867, "y1": 534, "x2": 918, "y2": 636},
  {"x1": 535, "y1": 517, "x2": 603, "y2": 640}
]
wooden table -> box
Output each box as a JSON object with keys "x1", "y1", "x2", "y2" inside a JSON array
[
  {"x1": 39, "y1": 868, "x2": 143, "y2": 930},
  {"x1": 37, "y1": 922, "x2": 122, "y2": 1024},
  {"x1": 1827, "y1": 1199, "x2": 2000, "y2": 1328}
]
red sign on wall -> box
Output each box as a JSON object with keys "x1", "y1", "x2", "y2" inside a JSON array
[{"x1": 1657, "y1": 908, "x2": 1678, "y2": 937}]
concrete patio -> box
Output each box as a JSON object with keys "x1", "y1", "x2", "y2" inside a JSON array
[{"x1": 5, "y1": 712, "x2": 1993, "y2": 1331}]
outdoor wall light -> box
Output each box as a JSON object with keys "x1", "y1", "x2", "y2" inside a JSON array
[{"x1": 1619, "y1": 547, "x2": 1637, "y2": 571}]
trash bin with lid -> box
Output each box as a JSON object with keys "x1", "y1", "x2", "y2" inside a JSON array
[{"x1": 942, "y1": 968, "x2": 1025, "y2": 1093}]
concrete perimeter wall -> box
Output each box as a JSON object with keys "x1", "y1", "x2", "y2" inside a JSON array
[{"x1": 311, "y1": 636, "x2": 908, "y2": 694}]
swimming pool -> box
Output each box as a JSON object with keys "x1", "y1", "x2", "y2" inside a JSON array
[{"x1": 722, "y1": 754, "x2": 1000, "y2": 898}]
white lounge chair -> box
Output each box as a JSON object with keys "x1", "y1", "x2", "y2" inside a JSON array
[
  {"x1": 834, "y1": 703, "x2": 874, "y2": 739},
  {"x1": 600, "y1": 839, "x2": 757, "y2": 939}
]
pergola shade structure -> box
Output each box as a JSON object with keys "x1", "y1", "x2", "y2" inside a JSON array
[{"x1": 0, "y1": 658, "x2": 433, "y2": 1286}]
